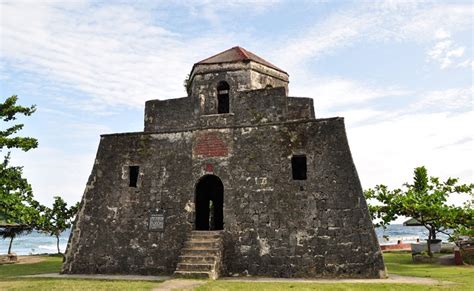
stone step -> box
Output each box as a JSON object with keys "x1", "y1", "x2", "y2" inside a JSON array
[
  {"x1": 175, "y1": 230, "x2": 223, "y2": 280},
  {"x1": 174, "y1": 270, "x2": 213, "y2": 279},
  {"x1": 176, "y1": 263, "x2": 214, "y2": 272},
  {"x1": 185, "y1": 240, "x2": 221, "y2": 249},
  {"x1": 180, "y1": 248, "x2": 221, "y2": 257},
  {"x1": 189, "y1": 233, "x2": 222, "y2": 241},
  {"x1": 191, "y1": 231, "x2": 222, "y2": 235},
  {"x1": 178, "y1": 255, "x2": 217, "y2": 264}
]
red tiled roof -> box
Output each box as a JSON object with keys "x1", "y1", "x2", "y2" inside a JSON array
[{"x1": 195, "y1": 46, "x2": 287, "y2": 74}]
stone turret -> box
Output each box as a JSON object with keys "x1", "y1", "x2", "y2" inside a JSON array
[
  {"x1": 144, "y1": 47, "x2": 312, "y2": 132},
  {"x1": 189, "y1": 46, "x2": 289, "y2": 116}
]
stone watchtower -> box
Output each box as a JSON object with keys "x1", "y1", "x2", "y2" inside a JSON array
[
  {"x1": 190, "y1": 46, "x2": 289, "y2": 115},
  {"x1": 62, "y1": 46, "x2": 386, "y2": 278}
]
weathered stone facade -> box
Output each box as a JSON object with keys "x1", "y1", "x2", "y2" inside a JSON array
[{"x1": 62, "y1": 47, "x2": 385, "y2": 278}]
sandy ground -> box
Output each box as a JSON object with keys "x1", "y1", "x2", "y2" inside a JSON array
[{"x1": 2, "y1": 255, "x2": 46, "y2": 265}]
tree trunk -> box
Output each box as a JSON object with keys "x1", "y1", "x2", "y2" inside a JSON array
[
  {"x1": 56, "y1": 234, "x2": 61, "y2": 254},
  {"x1": 431, "y1": 228, "x2": 437, "y2": 240},
  {"x1": 427, "y1": 227, "x2": 433, "y2": 258},
  {"x1": 7, "y1": 235, "x2": 15, "y2": 254}
]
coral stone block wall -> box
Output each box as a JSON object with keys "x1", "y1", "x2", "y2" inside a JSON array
[{"x1": 62, "y1": 117, "x2": 385, "y2": 277}]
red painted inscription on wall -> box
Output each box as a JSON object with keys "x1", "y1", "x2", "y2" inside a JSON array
[
  {"x1": 205, "y1": 164, "x2": 214, "y2": 172},
  {"x1": 194, "y1": 132, "x2": 228, "y2": 157}
]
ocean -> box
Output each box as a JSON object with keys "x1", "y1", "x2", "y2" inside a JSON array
[
  {"x1": 0, "y1": 230, "x2": 71, "y2": 256},
  {"x1": 0, "y1": 225, "x2": 451, "y2": 255},
  {"x1": 375, "y1": 224, "x2": 450, "y2": 244}
]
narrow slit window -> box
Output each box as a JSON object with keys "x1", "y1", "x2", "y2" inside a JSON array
[
  {"x1": 129, "y1": 166, "x2": 140, "y2": 187},
  {"x1": 217, "y1": 81, "x2": 230, "y2": 114},
  {"x1": 291, "y1": 155, "x2": 307, "y2": 180}
]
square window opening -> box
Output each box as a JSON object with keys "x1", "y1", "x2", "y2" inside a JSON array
[
  {"x1": 292, "y1": 155, "x2": 307, "y2": 180},
  {"x1": 129, "y1": 166, "x2": 140, "y2": 187}
]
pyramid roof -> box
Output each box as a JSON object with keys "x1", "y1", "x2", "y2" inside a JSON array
[{"x1": 195, "y1": 46, "x2": 287, "y2": 74}]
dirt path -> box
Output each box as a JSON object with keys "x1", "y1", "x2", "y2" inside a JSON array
[
  {"x1": 153, "y1": 279, "x2": 207, "y2": 291},
  {"x1": 16, "y1": 255, "x2": 46, "y2": 264}
]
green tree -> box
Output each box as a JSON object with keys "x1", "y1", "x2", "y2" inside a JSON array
[
  {"x1": 0, "y1": 155, "x2": 41, "y2": 254},
  {"x1": 0, "y1": 95, "x2": 38, "y2": 254},
  {"x1": 39, "y1": 196, "x2": 79, "y2": 255},
  {"x1": 0, "y1": 95, "x2": 37, "y2": 151},
  {"x1": 451, "y1": 192, "x2": 474, "y2": 242},
  {"x1": 365, "y1": 166, "x2": 473, "y2": 257}
]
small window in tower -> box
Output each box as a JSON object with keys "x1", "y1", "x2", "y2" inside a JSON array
[
  {"x1": 217, "y1": 81, "x2": 230, "y2": 114},
  {"x1": 129, "y1": 166, "x2": 140, "y2": 187},
  {"x1": 291, "y1": 155, "x2": 307, "y2": 180}
]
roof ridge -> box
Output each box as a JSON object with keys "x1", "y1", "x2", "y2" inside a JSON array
[
  {"x1": 235, "y1": 46, "x2": 250, "y2": 59},
  {"x1": 196, "y1": 47, "x2": 236, "y2": 64},
  {"x1": 194, "y1": 46, "x2": 288, "y2": 75}
]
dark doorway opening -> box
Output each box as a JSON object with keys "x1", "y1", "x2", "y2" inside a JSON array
[
  {"x1": 217, "y1": 81, "x2": 230, "y2": 114},
  {"x1": 195, "y1": 175, "x2": 224, "y2": 230}
]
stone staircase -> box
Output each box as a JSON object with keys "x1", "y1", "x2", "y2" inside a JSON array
[{"x1": 174, "y1": 230, "x2": 224, "y2": 279}]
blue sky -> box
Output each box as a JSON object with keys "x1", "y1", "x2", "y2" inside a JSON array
[{"x1": 0, "y1": 0, "x2": 472, "y2": 215}]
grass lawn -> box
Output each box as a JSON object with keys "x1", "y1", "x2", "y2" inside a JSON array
[
  {"x1": 197, "y1": 283, "x2": 441, "y2": 291},
  {"x1": 0, "y1": 256, "x2": 159, "y2": 290},
  {"x1": 199, "y1": 252, "x2": 474, "y2": 291},
  {"x1": 384, "y1": 252, "x2": 474, "y2": 285},
  {"x1": 0, "y1": 252, "x2": 473, "y2": 290}
]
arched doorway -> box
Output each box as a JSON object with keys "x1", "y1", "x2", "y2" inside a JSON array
[{"x1": 195, "y1": 175, "x2": 224, "y2": 230}]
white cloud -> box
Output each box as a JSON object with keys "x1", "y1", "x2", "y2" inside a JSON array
[
  {"x1": 290, "y1": 75, "x2": 409, "y2": 115},
  {"x1": 274, "y1": 9, "x2": 379, "y2": 70},
  {"x1": 395, "y1": 4, "x2": 472, "y2": 41},
  {"x1": 427, "y1": 39, "x2": 466, "y2": 69},
  {"x1": 10, "y1": 147, "x2": 97, "y2": 207},
  {"x1": 2, "y1": 0, "x2": 471, "y2": 113},
  {"x1": 273, "y1": 2, "x2": 472, "y2": 70},
  {"x1": 409, "y1": 86, "x2": 473, "y2": 112},
  {"x1": 0, "y1": 1, "x2": 233, "y2": 111},
  {"x1": 183, "y1": 0, "x2": 280, "y2": 25},
  {"x1": 456, "y1": 59, "x2": 474, "y2": 69},
  {"x1": 349, "y1": 110, "x2": 473, "y2": 196},
  {"x1": 434, "y1": 28, "x2": 451, "y2": 40}
]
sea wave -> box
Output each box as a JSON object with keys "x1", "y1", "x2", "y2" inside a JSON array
[
  {"x1": 0, "y1": 230, "x2": 70, "y2": 255},
  {"x1": 38, "y1": 244, "x2": 66, "y2": 252}
]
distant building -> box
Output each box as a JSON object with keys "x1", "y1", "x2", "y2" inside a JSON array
[{"x1": 62, "y1": 47, "x2": 385, "y2": 278}]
